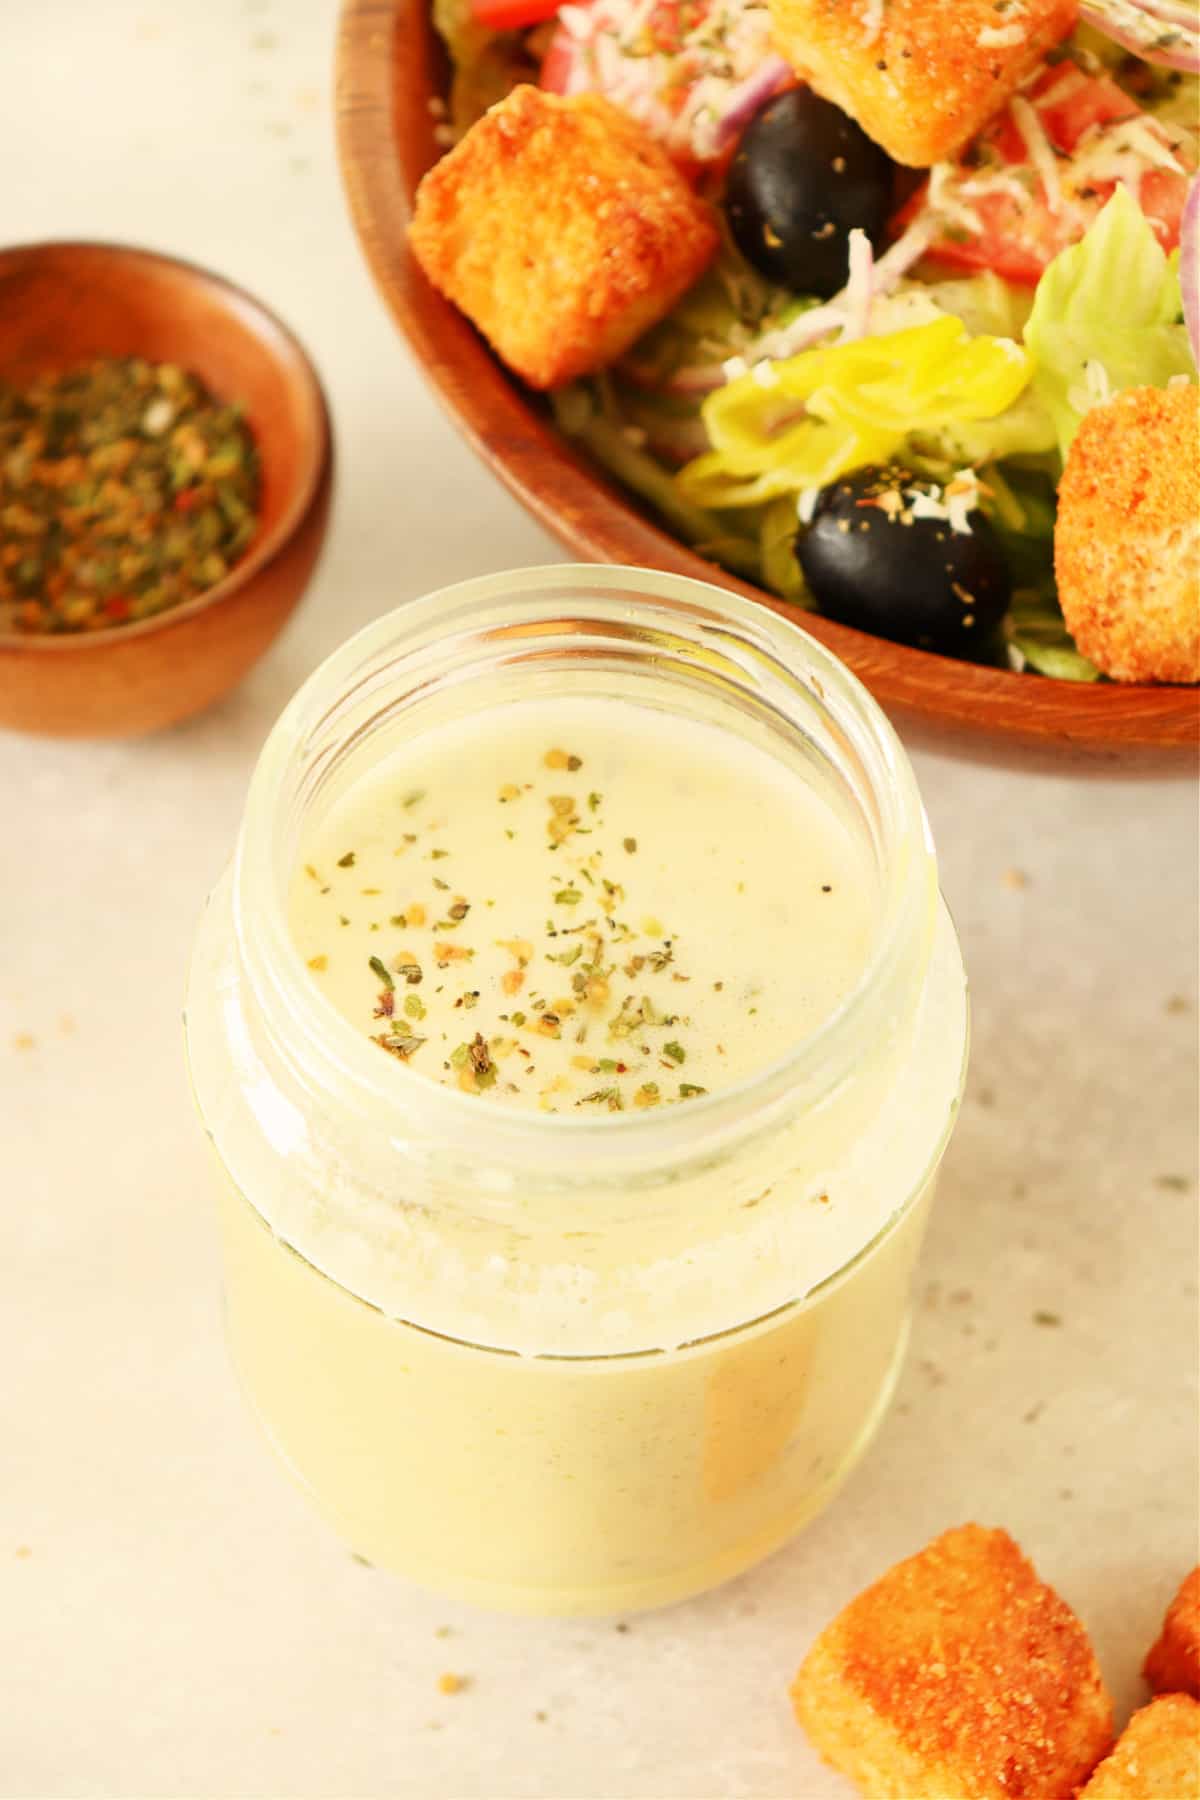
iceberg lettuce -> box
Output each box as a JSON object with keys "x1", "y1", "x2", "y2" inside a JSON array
[{"x1": 1024, "y1": 184, "x2": 1195, "y2": 459}]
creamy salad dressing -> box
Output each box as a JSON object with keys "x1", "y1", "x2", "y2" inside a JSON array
[
  {"x1": 288, "y1": 697, "x2": 880, "y2": 1114},
  {"x1": 185, "y1": 570, "x2": 970, "y2": 1615}
]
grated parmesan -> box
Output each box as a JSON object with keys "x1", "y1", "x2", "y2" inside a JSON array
[
  {"x1": 907, "y1": 470, "x2": 983, "y2": 535},
  {"x1": 1011, "y1": 95, "x2": 1070, "y2": 220},
  {"x1": 554, "y1": 0, "x2": 775, "y2": 162},
  {"x1": 928, "y1": 161, "x2": 987, "y2": 238}
]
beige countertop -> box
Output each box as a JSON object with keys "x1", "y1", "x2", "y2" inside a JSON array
[{"x1": 1, "y1": 4, "x2": 1196, "y2": 1795}]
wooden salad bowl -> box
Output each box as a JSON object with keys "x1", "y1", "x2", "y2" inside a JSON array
[
  {"x1": 0, "y1": 242, "x2": 333, "y2": 739},
  {"x1": 335, "y1": 0, "x2": 1198, "y2": 764}
]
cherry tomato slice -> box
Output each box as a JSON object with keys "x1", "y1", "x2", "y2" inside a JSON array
[{"x1": 904, "y1": 64, "x2": 1193, "y2": 285}]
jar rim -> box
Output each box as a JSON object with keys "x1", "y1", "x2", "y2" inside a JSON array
[{"x1": 233, "y1": 564, "x2": 935, "y2": 1179}]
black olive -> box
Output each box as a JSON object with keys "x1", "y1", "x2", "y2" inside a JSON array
[
  {"x1": 796, "y1": 466, "x2": 1012, "y2": 656},
  {"x1": 724, "y1": 88, "x2": 896, "y2": 299}
]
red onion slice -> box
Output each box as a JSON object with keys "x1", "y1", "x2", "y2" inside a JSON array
[
  {"x1": 1182, "y1": 176, "x2": 1200, "y2": 367},
  {"x1": 840, "y1": 229, "x2": 876, "y2": 342},
  {"x1": 1130, "y1": 0, "x2": 1199, "y2": 28},
  {"x1": 1078, "y1": 0, "x2": 1199, "y2": 71},
  {"x1": 712, "y1": 55, "x2": 794, "y2": 150},
  {"x1": 622, "y1": 216, "x2": 934, "y2": 397},
  {"x1": 660, "y1": 365, "x2": 729, "y2": 396}
]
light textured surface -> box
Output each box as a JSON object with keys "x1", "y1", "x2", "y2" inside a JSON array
[{"x1": 0, "y1": 4, "x2": 1196, "y2": 1797}]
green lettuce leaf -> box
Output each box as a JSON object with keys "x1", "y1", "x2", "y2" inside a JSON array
[
  {"x1": 909, "y1": 385, "x2": 1058, "y2": 467},
  {"x1": 430, "y1": 0, "x2": 534, "y2": 133},
  {"x1": 1005, "y1": 591, "x2": 1101, "y2": 683},
  {"x1": 918, "y1": 271, "x2": 1035, "y2": 342},
  {"x1": 1024, "y1": 184, "x2": 1195, "y2": 459}
]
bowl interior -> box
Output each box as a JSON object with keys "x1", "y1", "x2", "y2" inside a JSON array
[{"x1": 0, "y1": 242, "x2": 327, "y2": 631}]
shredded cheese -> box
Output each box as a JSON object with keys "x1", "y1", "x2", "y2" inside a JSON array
[
  {"x1": 1105, "y1": 116, "x2": 1187, "y2": 178},
  {"x1": 556, "y1": 0, "x2": 775, "y2": 161},
  {"x1": 928, "y1": 161, "x2": 987, "y2": 237},
  {"x1": 1011, "y1": 95, "x2": 1071, "y2": 220},
  {"x1": 1028, "y1": 65, "x2": 1088, "y2": 112},
  {"x1": 905, "y1": 469, "x2": 983, "y2": 535},
  {"x1": 956, "y1": 164, "x2": 1038, "y2": 213}
]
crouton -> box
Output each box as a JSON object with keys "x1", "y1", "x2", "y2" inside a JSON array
[
  {"x1": 1055, "y1": 385, "x2": 1200, "y2": 685},
  {"x1": 767, "y1": 0, "x2": 1078, "y2": 165},
  {"x1": 790, "y1": 1524, "x2": 1113, "y2": 1799},
  {"x1": 1077, "y1": 1694, "x2": 1200, "y2": 1799},
  {"x1": 1145, "y1": 1568, "x2": 1200, "y2": 1699},
  {"x1": 409, "y1": 86, "x2": 719, "y2": 390}
]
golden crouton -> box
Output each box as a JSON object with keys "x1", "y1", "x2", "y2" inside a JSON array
[
  {"x1": 1077, "y1": 1694, "x2": 1200, "y2": 1799},
  {"x1": 1055, "y1": 385, "x2": 1200, "y2": 686},
  {"x1": 409, "y1": 86, "x2": 719, "y2": 390},
  {"x1": 790, "y1": 1524, "x2": 1113, "y2": 1799},
  {"x1": 768, "y1": 0, "x2": 1077, "y2": 165},
  {"x1": 1145, "y1": 1568, "x2": 1200, "y2": 1699}
]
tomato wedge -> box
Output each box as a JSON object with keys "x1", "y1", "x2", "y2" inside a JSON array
[
  {"x1": 902, "y1": 63, "x2": 1195, "y2": 285},
  {"x1": 472, "y1": 0, "x2": 560, "y2": 28}
]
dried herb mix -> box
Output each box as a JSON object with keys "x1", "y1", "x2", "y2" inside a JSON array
[{"x1": 0, "y1": 356, "x2": 259, "y2": 634}]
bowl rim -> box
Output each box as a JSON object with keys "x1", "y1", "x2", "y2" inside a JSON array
[
  {"x1": 0, "y1": 236, "x2": 333, "y2": 653},
  {"x1": 333, "y1": 0, "x2": 1200, "y2": 756}
]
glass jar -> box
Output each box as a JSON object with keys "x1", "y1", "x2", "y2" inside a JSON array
[{"x1": 185, "y1": 565, "x2": 968, "y2": 1617}]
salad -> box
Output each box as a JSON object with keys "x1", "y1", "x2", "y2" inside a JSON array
[{"x1": 416, "y1": 0, "x2": 1199, "y2": 682}]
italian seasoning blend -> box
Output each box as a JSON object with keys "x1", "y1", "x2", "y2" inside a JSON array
[
  {"x1": 288, "y1": 696, "x2": 880, "y2": 1113},
  {"x1": 0, "y1": 357, "x2": 258, "y2": 634}
]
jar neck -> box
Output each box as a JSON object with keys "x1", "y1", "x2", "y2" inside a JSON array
[{"x1": 231, "y1": 566, "x2": 937, "y2": 1202}]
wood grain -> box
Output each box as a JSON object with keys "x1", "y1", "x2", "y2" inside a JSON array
[
  {"x1": 0, "y1": 242, "x2": 333, "y2": 738},
  {"x1": 334, "y1": 0, "x2": 1198, "y2": 763}
]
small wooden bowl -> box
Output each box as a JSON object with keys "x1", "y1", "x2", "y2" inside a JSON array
[
  {"x1": 0, "y1": 242, "x2": 333, "y2": 738},
  {"x1": 335, "y1": 0, "x2": 1198, "y2": 764}
]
